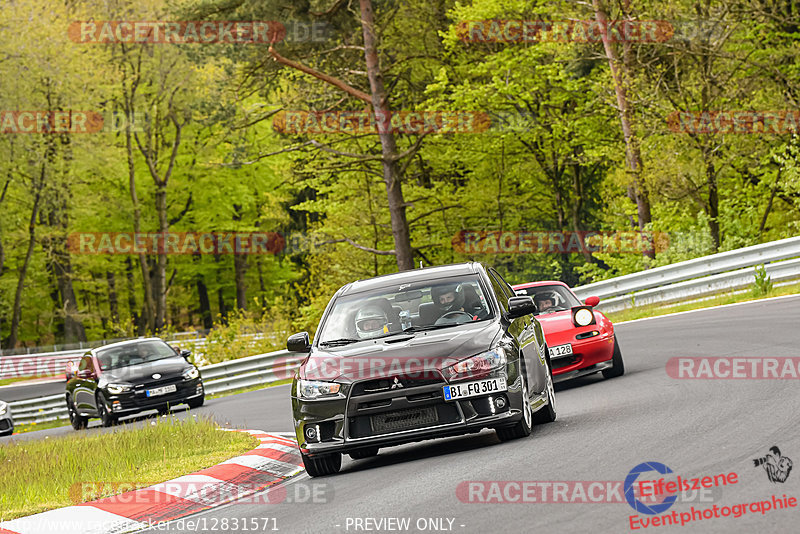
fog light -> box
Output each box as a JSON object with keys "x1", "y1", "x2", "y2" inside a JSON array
[
  {"x1": 495, "y1": 396, "x2": 507, "y2": 409},
  {"x1": 196, "y1": 384, "x2": 204, "y2": 394},
  {"x1": 305, "y1": 426, "x2": 318, "y2": 441},
  {"x1": 112, "y1": 401, "x2": 122, "y2": 412}
]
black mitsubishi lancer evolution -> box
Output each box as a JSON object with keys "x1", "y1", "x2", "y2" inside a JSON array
[{"x1": 288, "y1": 262, "x2": 557, "y2": 476}]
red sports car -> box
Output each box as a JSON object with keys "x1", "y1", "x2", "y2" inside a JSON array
[{"x1": 511, "y1": 281, "x2": 624, "y2": 383}]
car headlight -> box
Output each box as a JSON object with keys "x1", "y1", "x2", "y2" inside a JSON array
[
  {"x1": 297, "y1": 379, "x2": 341, "y2": 399},
  {"x1": 573, "y1": 308, "x2": 596, "y2": 327},
  {"x1": 445, "y1": 347, "x2": 507, "y2": 380},
  {"x1": 0, "y1": 401, "x2": 7, "y2": 416},
  {"x1": 182, "y1": 367, "x2": 200, "y2": 380},
  {"x1": 107, "y1": 383, "x2": 133, "y2": 395}
]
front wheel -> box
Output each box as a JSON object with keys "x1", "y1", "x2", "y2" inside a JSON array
[
  {"x1": 67, "y1": 397, "x2": 88, "y2": 431},
  {"x1": 496, "y1": 374, "x2": 532, "y2": 442},
  {"x1": 187, "y1": 393, "x2": 205, "y2": 409},
  {"x1": 602, "y1": 336, "x2": 625, "y2": 379},
  {"x1": 532, "y1": 355, "x2": 557, "y2": 424},
  {"x1": 97, "y1": 394, "x2": 117, "y2": 427},
  {"x1": 301, "y1": 451, "x2": 342, "y2": 477}
]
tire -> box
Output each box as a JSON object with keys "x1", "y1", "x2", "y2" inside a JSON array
[
  {"x1": 349, "y1": 447, "x2": 379, "y2": 460},
  {"x1": 97, "y1": 394, "x2": 117, "y2": 427},
  {"x1": 187, "y1": 393, "x2": 205, "y2": 409},
  {"x1": 0, "y1": 425, "x2": 12, "y2": 437},
  {"x1": 301, "y1": 451, "x2": 342, "y2": 477},
  {"x1": 496, "y1": 372, "x2": 532, "y2": 442},
  {"x1": 532, "y1": 355, "x2": 557, "y2": 424},
  {"x1": 67, "y1": 397, "x2": 88, "y2": 431},
  {"x1": 602, "y1": 336, "x2": 625, "y2": 379}
]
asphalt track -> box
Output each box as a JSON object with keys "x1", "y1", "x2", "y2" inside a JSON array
[{"x1": 13, "y1": 294, "x2": 800, "y2": 533}]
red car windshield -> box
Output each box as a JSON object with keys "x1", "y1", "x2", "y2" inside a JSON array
[{"x1": 515, "y1": 285, "x2": 580, "y2": 314}]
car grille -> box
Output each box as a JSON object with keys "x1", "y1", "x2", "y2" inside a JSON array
[
  {"x1": 552, "y1": 356, "x2": 580, "y2": 370},
  {"x1": 135, "y1": 375, "x2": 183, "y2": 389},
  {"x1": 351, "y1": 376, "x2": 442, "y2": 396},
  {"x1": 346, "y1": 373, "x2": 462, "y2": 438},
  {"x1": 370, "y1": 406, "x2": 438, "y2": 433}
]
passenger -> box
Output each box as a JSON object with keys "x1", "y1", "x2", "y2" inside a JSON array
[{"x1": 354, "y1": 303, "x2": 390, "y2": 339}]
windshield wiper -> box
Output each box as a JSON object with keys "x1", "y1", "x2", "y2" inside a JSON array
[
  {"x1": 319, "y1": 338, "x2": 360, "y2": 347},
  {"x1": 402, "y1": 324, "x2": 455, "y2": 333}
]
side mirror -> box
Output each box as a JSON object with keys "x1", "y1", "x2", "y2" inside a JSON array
[
  {"x1": 180, "y1": 349, "x2": 192, "y2": 360},
  {"x1": 506, "y1": 296, "x2": 537, "y2": 320},
  {"x1": 65, "y1": 361, "x2": 75, "y2": 381},
  {"x1": 585, "y1": 295, "x2": 600, "y2": 307},
  {"x1": 287, "y1": 332, "x2": 311, "y2": 353}
]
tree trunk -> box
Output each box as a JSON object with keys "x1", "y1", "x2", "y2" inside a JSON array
[
  {"x1": 124, "y1": 256, "x2": 140, "y2": 332},
  {"x1": 123, "y1": 80, "x2": 156, "y2": 333},
  {"x1": 43, "y1": 201, "x2": 86, "y2": 343},
  {"x1": 232, "y1": 204, "x2": 248, "y2": 311},
  {"x1": 359, "y1": 0, "x2": 414, "y2": 271},
  {"x1": 234, "y1": 254, "x2": 248, "y2": 311},
  {"x1": 705, "y1": 156, "x2": 721, "y2": 250},
  {"x1": 8, "y1": 169, "x2": 43, "y2": 348},
  {"x1": 196, "y1": 277, "x2": 212, "y2": 330},
  {"x1": 107, "y1": 271, "x2": 119, "y2": 324},
  {"x1": 592, "y1": 0, "x2": 654, "y2": 258},
  {"x1": 0, "y1": 178, "x2": 9, "y2": 278},
  {"x1": 571, "y1": 162, "x2": 594, "y2": 264},
  {"x1": 154, "y1": 182, "x2": 168, "y2": 331}
]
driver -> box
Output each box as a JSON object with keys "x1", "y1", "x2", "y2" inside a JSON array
[
  {"x1": 534, "y1": 291, "x2": 558, "y2": 312},
  {"x1": 354, "y1": 303, "x2": 390, "y2": 339},
  {"x1": 431, "y1": 283, "x2": 466, "y2": 319}
]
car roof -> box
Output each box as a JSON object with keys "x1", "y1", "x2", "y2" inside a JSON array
[
  {"x1": 339, "y1": 262, "x2": 483, "y2": 296},
  {"x1": 91, "y1": 337, "x2": 166, "y2": 354},
  {"x1": 511, "y1": 280, "x2": 571, "y2": 290}
]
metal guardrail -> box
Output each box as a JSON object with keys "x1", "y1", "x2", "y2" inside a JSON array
[
  {"x1": 0, "y1": 333, "x2": 266, "y2": 381},
  {"x1": 573, "y1": 236, "x2": 800, "y2": 313},
  {"x1": 7, "y1": 350, "x2": 305, "y2": 426}
]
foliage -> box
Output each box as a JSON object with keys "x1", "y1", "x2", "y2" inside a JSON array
[{"x1": 0, "y1": 0, "x2": 798, "y2": 347}]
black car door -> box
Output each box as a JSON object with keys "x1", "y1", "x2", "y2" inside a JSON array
[
  {"x1": 74, "y1": 354, "x2": 99, "y2": 412},
  {"x1": 488, "y1": 269, "x2": 546, "y2": 396}
]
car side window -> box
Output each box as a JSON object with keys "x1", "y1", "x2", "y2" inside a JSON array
[{"x1": 488, "y1": 271, "x2": 510, "y2": 313}]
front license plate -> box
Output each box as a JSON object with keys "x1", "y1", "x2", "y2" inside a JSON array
[
  {"x1": 443, "y1": 377, "x2": 507, "y2": 401},
  {"x1": 146, "y1": 384, "x2": 177, "y2": 397},
  {"x1": 549, "y1": 344, "x2": 573, "y2": 358}
]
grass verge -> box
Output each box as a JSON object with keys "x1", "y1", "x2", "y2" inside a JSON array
[
  {"x1": 0, "y1": 416, "x2": 257, "y2": 520},
  {"x1": 606, "y1": 281, "x2": 800, "y2": 324}
]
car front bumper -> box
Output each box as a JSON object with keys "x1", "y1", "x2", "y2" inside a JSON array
[
  {"x1": 105, "y1": 379, "x2": 204, "y2": 415},
  {"x1": 551, "y1": 334, "x2": 614, "y2": 382},
  {"x1": 293, "y1": 369, "x2": 525, "y2": 457}
]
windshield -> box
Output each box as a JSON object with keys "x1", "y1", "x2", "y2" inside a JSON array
[
  {"x1": 317, "y1": 275, "x2": 495, "y2": 345},
  {"x1": 96, "y1": 340, "x2": 178, "y2": 371},
  {"x1": 515, "y1": 284, "x2": 581, "y2": 314}
]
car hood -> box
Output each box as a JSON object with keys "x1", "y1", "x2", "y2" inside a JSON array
[
  {"x1": 101, "y1": 357, "x2": 191, "y2": 383},
  {"x1": 536, "y1": 309, "x2": 610, "y2": 345},
  {"x1": 301, "y1": 320, "x2": 502, "y2": 382}
]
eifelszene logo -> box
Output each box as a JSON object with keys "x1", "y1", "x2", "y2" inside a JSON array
[{"x1": 753, "y1": 446, "x2": 793, "y2": 483}]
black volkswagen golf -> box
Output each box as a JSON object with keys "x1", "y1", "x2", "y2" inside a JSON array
[
  {"x1": 65, "y1": 338, "x2": 204, "y2": 429},
  {"x1": 288, "y1": 262, "x2": 557, "y2": 476}
]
